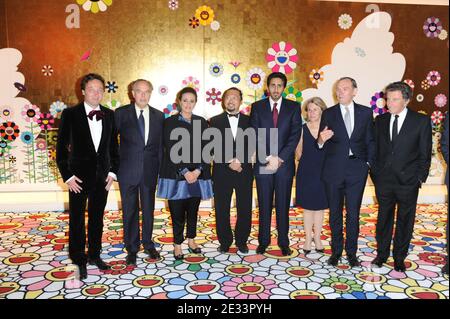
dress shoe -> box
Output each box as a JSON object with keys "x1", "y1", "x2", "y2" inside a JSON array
[
  {"x1": 126, "y1": 253, "x2": 137, "y2": 266},
  {"x1": 256, "y1": 245, "x2": 267, "y2": 254},
  {"x1": 78, "y1": 263, "x2": 87, "y2": 280},
  {"x1": 218, "y1": 245, "x2": 230, "y2": 253},
  {"x1": 371, "y1": 256, "x2": 387, "y2": 268},
  {"x1": 442, "y1": 262, "x2": 449, "y2": 275},
  {"x1": 280, "y1": 246, "x2": 293, "y2": 256},
  {"x1": 188, "y1": 245, "x2": 202, "y2": 254},
  {"x1": 237, "y1": 244, "x2": 249, "y2": 254},
  {"x1": 347, "y1": 254, "x2": 361, "y2": 267},
  {"x1": 315, "y1": 249, "x2": 324, "y2": 253},
  {"x1": 173, "y1": 252, "x2": 184, "y2": 260},
  {"x1": 144, "y1": 248, "x2": 160, "y2": 259},
  {"x1": 303, "y1": 249, "x2": 311, "y2": 256},
  {"x1": 394, "y1": 259, "x2": 406, "y2": 272},
  {"x1": 88, "y1": 258, "x2": 110, "y2": 270},
  {"x1": 327, "y1": 254, "x2": 341, "y2": 266}
]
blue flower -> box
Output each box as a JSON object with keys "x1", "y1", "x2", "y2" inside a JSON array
[
  {"x1": 20, "y1": 131, "x2": 34, "y2": 144},
  {"x1": 106, "y1": 81, "x2": 118, "y2": 93},
  {"x1": 209, "y1": 63, "x2": 224, "y2": 77},
  {"x1": 231, "y1": 73, "x2": 241, "y2": 84},
  {"x1": 340, "y1": 291, "x2": 389, "y2": 299}
]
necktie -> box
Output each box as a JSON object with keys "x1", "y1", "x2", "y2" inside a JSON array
[
  {"x1": 87, "y1": 110, "x2": 104, "y2": 121},
  {"x1": 344, "y1": 106, "x2": 352, "y2": 137},
  {"x1": 392, "y1": 114, "x2": 399, "y2": 143},
  {"x1": 272, "y1": 103, "x2": 278, "y2": 128},
  {"x1": 227, "y1": 113, "x2": 239, "y2": 118},
  {"x1": 138, "y1": 110, "x2": 145, "y2": 140}
]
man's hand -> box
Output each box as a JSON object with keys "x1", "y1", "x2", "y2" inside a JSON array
[
  {"x1": 228, "y1": 158, "x2": 242, "y2": 172},
  {"x1": 266, "y1": 156, "x2": 283, "y2": 171},
  {"x1": 184, "y1": 170, "x2": 201, "y2": 184},
  {"x1": 105, "y1": 175, "x2": 115, "y2": 191},
  {"x1": 318, "y1": 126, "x2": 334, "y2": 145},
  {"x1": 67, "y1": 176, "x2": 83, "y2": 193}
]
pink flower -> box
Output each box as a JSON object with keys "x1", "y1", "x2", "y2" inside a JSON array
[
  {"x1": 221, "y1": 275, "x2": 276, "y2": 299},
  {"x1": 181, "y1": 76, "x2": 200, "y2": 92},
  {"x1": 423, "y1": 17, "x2": 443, "y2": 38},
  {"x1": 206, "y1": 88, "x2": 222, "y2": 105},
  {"x1": 21, "y1": 105, "x2": 41, "y2": 123},
  {"x1": 426, "y1": 70, "x2": 441, "y2": 86},
  {"x1": 266, "y1": 41, "x2": 298, "y2": 74},
  {"x1": 434, "y1": 94, "x2": 447, "y2": 108}
]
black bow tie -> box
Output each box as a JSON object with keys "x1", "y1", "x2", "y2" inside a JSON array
[
  {"x1": 87, "y1": 110, "x2": 104, "y2": 121},
  {"x1": 227, "y1": 113, "x2": 239, "y2": 118}
]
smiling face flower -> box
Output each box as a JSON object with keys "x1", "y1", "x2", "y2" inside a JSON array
[
  {"x1": 195, "y1": 5, "x2": 215, "y2": 26},
  {"x1": 246, "y1": 68, "x2": 266, "y2": 91},
  {"x1": 77, "y1": 0, "x2": 113, "y2": 14},
  {"x1": 266, "y1": 41, "x2": 298, "y2": 74}
]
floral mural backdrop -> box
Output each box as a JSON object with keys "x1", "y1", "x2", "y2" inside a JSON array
[{"x1": 0, "y1": 0, "x2": 448, "y2": 185}]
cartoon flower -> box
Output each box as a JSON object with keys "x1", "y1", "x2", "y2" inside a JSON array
[
  {"x1": 354, "y1": 47, "x2": 366, "y2": 57},
  {"x1": 338, "y1": 14, "x2": 353, "y2": 30},
  {"x1": 168, "y1": 0, "x2": 178, "y2": 10},
  {"x1": 20, "y1": 131, "x2": 34, "y2": 145},
  {"x1": 37, "y1": 113, "x2": 55, "y2": 130},
  {"x1": 209, "y1": 63, "x2": 224, "y2": 77},
  {"x1": 270, "y1": 260, "x2": 330, "y2": 284},
  {"x1": 35, "y1": 138, "x2": 47, "y2": 151},
  {"x1": 48, "y1": 148, "x2": 56, "y2": 161},
  {"x1": 49, "y1": 101, "x2": 67, "y2": 119},
  {"x1": 382, "y1": 278, "x2": 448, "y2": 299},
  {"x1": 189, "y1": 17, "x2": 200, "y2": 29},
  {"x1": 323, "y1": 276, "x2": 364, "y2": 294},
  {"x1": 266, "y1": 41, "x2": 298, "y2": 74},
  {"x1": 46, "y1": 130, "x2": 58, "y2": 146},
  {"x1": 0, "y1": 139, "x2": 11, "y2": 156},
  {"x1": 105, "y1": 99, "x2": 121, "y2": 109},
  {"x1": 0, "y1": 106, "x2": 14, "y2": 121},
  {"x1": 102, "y1": 260, "x2": 136, "y2": 275},
  {"x1": 417, "y1": 252, "x2": 447, "y2": 266},
  {"x1": 210, "y1": 21, "x2": 220, "y2": 31},
  {"x1": 77, "y1": 0, "x2": 112, "y2": 14},
  {"x1": 427, "y1": 71, "x2": 441, "y2": 86},
  {"x1": 41, "y1": 65, "x2": 53, "y2": 76},
  {"x1": 370, "y1": 91, "x2": 387, "y2": 116},
  {"x1": 231, "y1": 73, "x2": 241, "y2": 84},
  {"x1": 106, "y1": 81, "x2": 118, "y2": 93},
  {"x1": 431, "y1": 111, "x2": 444, "y2": 125},
  {"x1": 222, "y1": 275, "x2": 276, "y2": 299},
  {"x1": 246, "y1": 68, "x2": 266, "y2": 91},
  {"x1": 282, "y1": 86, "x2": 303, "y2": 103},
  {"x1": 421, "y1": 80, "x2": 430, "y2": 90},
  {"x1": 0, "y1": 121, "x2": 20, "y2": 142},
  {"x1": 195, "y1": 5, "x2": 214, "y2": 26},
  {"x1": 206, "y1": 88, "x2": 222, "y2": 106},
  {"x1": 438, "y1": 29, "x2": 448, "y2": 40},
  {"x1": 166, "y1": 271, "x2": 229, "y2": 299},
  {"x1": 21, "y1": 104, "x2": 41, "y2": 123},
  {"x1": 434, "y1": 94, "x2": 447, "y2": 108},
  {"x1": 163, "y1": 103, "x2": 178, "y2": 118},
  {"x1": 270, "y1": 281, "x2": 341, "y2": 299},
  {"x1": 340, "y1": 291, "x2": 389, "y2": 299},
  {"x1": 158, "y1": 85, "x2": 169, "y2": 96},
  {"x1": 9, "y1": 155, "x2": 16, "y2": 163},
  {"x1": 423, "y1": 17, "x2": 443, "y2": 38},
  {"x1": 229, "y1": 61, "x2": 241, "y2": 69},
  {"x1": 309, "y1": 69, "x2": 324, "y2": 85},
  {"x1": 403, "y1": 79, "x2": 415, "y2": 90},
  {"x1": 181, "y1": 76, "x2": 200, "y2": 92}
]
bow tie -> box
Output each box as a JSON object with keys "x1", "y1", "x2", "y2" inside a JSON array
[
  {"x1": 227, "y1": 113, "x2": 239, "y2": 118},
  {"x1": 87, "y1": 110, "x2": 104, "y2": 121}
]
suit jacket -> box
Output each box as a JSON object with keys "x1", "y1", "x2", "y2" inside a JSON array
[
  {"x1": 372, "y1": 108, "x2": 432, "y2": 186},
  {"x1": 209, "y1": 112, "x2": 253, "y2": 181},
  {"x1": 56, "y1": 103, "x2": 119, "y2": 190},
  {"x1": 441, "y1": 115, "x2": 449, "y2": 186},
  {"x1": 249, "y1": 98, "x2": 302, "y2": 177},
  {"x1": 114, "y1": 104, "x2": 164, "y2": 186},
  {"x1": 319, "y1": 102, "x2": 375, "y2": 183}
]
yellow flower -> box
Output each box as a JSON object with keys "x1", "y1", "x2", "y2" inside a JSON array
[
  {"x1": 77, "y1": 0, "x2": 113, "y2": 14},
  {"x1": 195, "y1": 5, "x2": 214, "y2": 26}
]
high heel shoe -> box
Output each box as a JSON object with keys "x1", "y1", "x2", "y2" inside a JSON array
[
  {"x1": 188, "y1": 246, "x2": 202, "y2": 254},
  {"x1": 303, "y1": 249, "x2": 311, "y2": 256},
  {"x1": 173, "y1": 252, "x2": 184, "y2": 260},
  {"x1": 316, "y1": 248, "x2": 324, "y2": 253}
]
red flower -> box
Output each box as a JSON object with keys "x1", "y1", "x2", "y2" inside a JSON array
[
  {"x1": 37, "y1": 113, "x2": 55, "y2": 130},
  {"x1": 206, "y1": 88, "x2": 222, "y2": 106},
  {"x1": 0, "y1": 121, "x2": 20, "y2": 141}
]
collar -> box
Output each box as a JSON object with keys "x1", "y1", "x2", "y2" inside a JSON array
[
  {"x1": 339, "y1": 101, "x2": 355, "y2": 111},
  {"x1": 391, "y1": 106, "x2": 408, "y2": 120},
  {"x1": 84, "y1": 102, "x2": 100, "y2": 114}
]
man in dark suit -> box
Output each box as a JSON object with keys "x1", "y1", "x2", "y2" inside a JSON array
[
  {"x1": 318, "y1": 77, "x2": 375, "y2": 267},
  {"x1": 441, "y1": 114, "x2": 449, "y2": 275},
  {"x1": 114, "y1": 79, "x2": 164, "y2": 265},
  {"x1": 57, "y1": 73, "x2": 119, "y2": 279},
  {"x1": 250, "y1": 72, "x2": 302, "y2": 256},
  {"x1": 210, "y1": 87, "x2": 254, "y2": 254},
  {"x1": 371, "y1": 81, "x2": 432, "y2": 272}
]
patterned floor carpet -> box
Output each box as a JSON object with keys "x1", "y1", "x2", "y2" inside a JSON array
[{"x1": 0, "y1": 204, "x2": 448, "y2": 299}]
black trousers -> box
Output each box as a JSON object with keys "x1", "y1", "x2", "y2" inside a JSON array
[
  {"x1": 168, "y1": 197, "x2": 201, "y2": 245},
  {"x1": 325, "y1": 158, "x2": 368, "y2": 256},
  {"x1": 120, "y1": 179, "x2": 157, "y2": 254},
  {"x1": 68, "y1": 178, "x2": 108, "y2": 265},
  {"x1": 374, "y1": 173, "x2": 420, "y2": 261},
  {"x1": 213, "y1": 169, "x2": 253, "y2": 248}
]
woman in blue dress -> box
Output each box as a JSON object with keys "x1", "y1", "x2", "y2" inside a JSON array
[
  {"x1": 157, "y1": 87, "x2": 213, "y2": 260},
  {"x1": 295, "y1": 97, "x2": 328, "y2": 255}
]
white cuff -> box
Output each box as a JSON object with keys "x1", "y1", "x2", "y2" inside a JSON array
[
  {"x1": 108, "y1": 172, "x2": 117, "y2": 181},
  {"x1": 65, "y1": 175, "x2": 76, "y2": 184}
]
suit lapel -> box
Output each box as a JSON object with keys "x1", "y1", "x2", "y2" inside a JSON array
[
  {"x1": 77, "y1": 104, "x2": 97, "y2": 153},
  {"x1": 334, "y1": 105, "x2": 349, "y2": 141},
  {"x1": 277, "y1": 98, "x2": 289, "y2": 129}
]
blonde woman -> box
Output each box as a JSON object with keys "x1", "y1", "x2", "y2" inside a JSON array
[{"x1": 295, "y1": 97, "x2": 328, "y2": 255}]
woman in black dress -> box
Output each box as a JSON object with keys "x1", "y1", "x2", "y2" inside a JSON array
[
  {"x1": 157, "y1": 87, "x2": 213, "y2": 259},
  {"x1": 295, "y1": 97, "x2": 328, "y2": 255}
]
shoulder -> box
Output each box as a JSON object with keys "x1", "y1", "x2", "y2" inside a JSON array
[
  {"x1": 149, "y1": 106, "x2": 164, "y2": 117},
  {"x1": 115, "y1": 104, "x2": 132, "y2": 113},
  {"x1": 282, "y1": 98, "x2": 300, "y2": 108},
  {"x1": 323, "y1": 104, "x2": 338, "y2": 114},
  {"x1": 210, "y1": 113, "x2": 224, "y2": 123},
  {"x1": 252, "y1": 98, "x2": 268, "y2": 108},
  {"x1": 355, "y1": 103, "x2": 372, "y2": 114}
]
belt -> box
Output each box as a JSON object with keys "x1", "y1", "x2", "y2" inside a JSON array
[{"x1": 349, "y1": 155, "x2": 357, "y2": 159}]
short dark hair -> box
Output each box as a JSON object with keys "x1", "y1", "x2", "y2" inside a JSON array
[
  {"x1": 221, "y1": 87, "x2": 242, "y2": 109},
  {"x1": 176, "y1": 87, "x2": 198, "y2": 111},
  {"x1": 385, "y1": 81, "x2": 412, "y2": 101},
  {"x1": 81, "y1": 73, "x2": 105, "y2": 91},
  {"x1": 267, "y1": 72, "x2": 287, "y2": 88},
  {"x1": 337, "y1": 76, "x2": 358, "y2": 89}
]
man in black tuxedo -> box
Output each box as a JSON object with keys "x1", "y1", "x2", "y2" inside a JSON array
[
  {"x1": 57, "y1": 73, "x2": 119, "y2": 279},
  {"x1": 441, "y1": 114, "x2": 449, "y2": 275},
  {"x1": 114, "y1": 79, "x2": 164, "y2": 265},
  {"x1": 318, "y1": 77, "x2": 375, "y2": 267},
  {"x1": 210, "y1": 87, "x2": 254, "y2": 254},
  {"x1": 371, "y1": 81, "x2": 432, "y2": 272},
  {"x1": 250, "y1": 72, "x2": 302, "y2": 256}
]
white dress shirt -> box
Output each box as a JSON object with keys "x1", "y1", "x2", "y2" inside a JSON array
[
  {"x1": 135, "y1": 104, "x2": 150, "y2": 144},
  {"x1": 269, "y1": 97, "x2": 282, "y2": 113},
  {"x1": 226, "y1": 112, "x2": 239, "y2": 139},
  {"x1": 389, "y1": 107, "x2": 408, "y2": 140}
]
